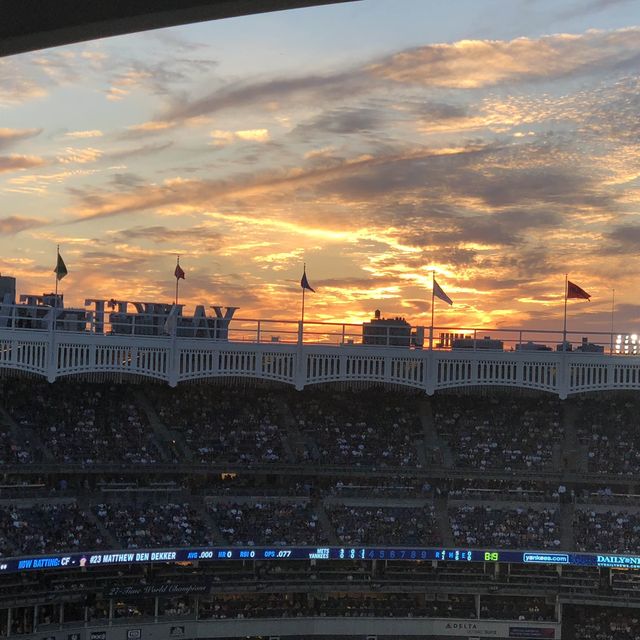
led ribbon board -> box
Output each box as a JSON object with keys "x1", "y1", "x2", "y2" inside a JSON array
[{"x1": 0, "y1": 547, "x2": 637, "y2": 574}]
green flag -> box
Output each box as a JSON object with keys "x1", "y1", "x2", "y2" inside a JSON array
[{"x1": 54, "y1": 251, "x2": 68, "y2": 281}]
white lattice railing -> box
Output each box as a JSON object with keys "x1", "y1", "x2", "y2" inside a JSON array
[{"x1": 2, "y1": 325, "x2": 640, "y2": 398}]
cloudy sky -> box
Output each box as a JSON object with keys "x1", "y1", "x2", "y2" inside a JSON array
[{"x1": 0, "y1": 0, "x2": 639, "y2": 331}]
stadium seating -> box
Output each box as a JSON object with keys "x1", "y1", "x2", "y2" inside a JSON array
[{"x1": 0, "y1": 379, "x2": 638, "y2": 637}]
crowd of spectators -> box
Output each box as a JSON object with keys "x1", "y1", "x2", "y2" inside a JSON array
[
  {"x1": 571, "y1": 607, "x2": 640, "y2": 640},
  {"x1": 574, "y1": 509, "x2": 640, "y2": 553},
  {"x1": 0, "y1": 503, "x2": 102, "y2": 556},
  {"x1": 199, "y1": 593, "x2": 476, "y2": 619},
  {"x1": 576, "y1": 396, "x2": 640, "y2": 476},
  {"x1": 450, "y1": 505, "x2": 561, "y2": 549},
  {"x1": 212, "y1": 501, "x2": 326, "y2": 546},
  {"x1": 480, "y1": 596, "x2": 554, "y2": 621},
  {"x1": 327, "y1": 504, "x2": 440, "y2": 545},
  {"x1": 4, "y1": 381, "x2": 640, "y2": 482},
  {"x1": 292, "y1": 389, "x2": 421, "y2": 467},
  {"x1": 95, "y1": 502, "x2": 213, "y2": 548},
  {"x1": 433, "y1": 395, "x2": 562, "y2": 470},
  {"x1": 1, "y1": 380, "x2": 157, "y2": 465},
  {"x1": 0, "y1": 425, "x2": 32, "y2": 465},
  {"x1": 5, "y1": 498, "x2": 640, "y2": 555},
  {"x1": 146, "y1": 385, "x2": 284, "y2": 464}
]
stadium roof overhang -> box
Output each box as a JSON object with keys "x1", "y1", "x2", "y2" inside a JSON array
[{"x1": 0, "y1": 0, "x2": 356, "y2": 58}]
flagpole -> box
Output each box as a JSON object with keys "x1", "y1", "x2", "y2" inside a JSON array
[
  {"x1": 175, "y1": 256, "x2": 180, "y2": 306},
  {"x1": 562, "y1": 273, "x2": 568, "y2": 351},
  {"x1": 55, "y1": 245, "x2": 59, "y2": 298},
  {"x1": 610, "y1": 288, "x2": 615, "y2": 355},
  {"x1": 301, "y1": 264, "x2": 306, "y2": 326},
  {"x1": 430, "y1": 270, "x2": 435, "y2": 351}
]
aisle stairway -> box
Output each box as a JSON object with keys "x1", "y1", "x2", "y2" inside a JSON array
[
  {"x1": 134, "y1": 389, "x2": 193, "y2": 462},
  {"x1": 77, "y1": 496, "x2": 120, "y2": 549},
  {"x1": 559, "y1": 501, "x2": 575, "y2": 551},
  {"x1": 419, "y1": 397, "x2": 453, "y2": 467},
  {"x1": 274, "y1": 397, "x2": 309, "y2": 463},
  {"x1": 561, "y1": 401, "x2": 587, "y2": 473},
  {"x1": 314, "y1": 498, "x2": 339, "y2": 544},
  {"x1": 194, "y1": 497, "x2": 227, "y2": 544},
  {"x1": 435, "y1": 495, "x2": 454, "y2": 546}
]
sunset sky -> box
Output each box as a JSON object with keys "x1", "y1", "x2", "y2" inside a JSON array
[{"x1": 0, "y1": 0, "x2": 639, "y2": 331}]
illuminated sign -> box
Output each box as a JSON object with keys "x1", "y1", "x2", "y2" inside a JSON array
[
  {"x1": 524, "y1": 553, "x2": 569, "y2": 564},
  {"x1": 597, "y1": 554, "x2": 640, "y2": 568},
  {"x1": 0, "y1": 546, "x2": 637, "y2": 575}
]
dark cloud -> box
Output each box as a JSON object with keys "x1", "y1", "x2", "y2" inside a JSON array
[
  {"x1": 495, "y1": 247, "x2": 555, "y2": 278},
  {"x1": 0, "y1": 155, "x2": 45, "y2": 173},
  {"x1": 465, "y1": 168, "x2": 610, "y2": 209},
  {"x1": 293, "y1": 107, "x2": 386, "y2": 140},
  {"x1": 110, "y1": 173, "x2": 146, "y2": 189},
  {"x1": 314, "y1": 276, "x2": 398, "y2": 288},
  {"x1": 418, "y1": 101, "x2": 468, "y2": 120},
  {"x1": 315, "y1": 137, "x2": 615, "y2": 214},
  {"x1": 556, "y1": 0, "x2": 635, "y2": 21},
  {"x1": 0, "y1": 128, "x2": 41, "y2": 151},
  {"x1": 106, "y1": 141, "x2": 173, "y2": 161},
  {"x1": 0, "y1": 216, "x2": 45, "y2": 235},
  {"x1": 316, "y1": 144, "x2": 492, "y2": 200},
  {"x1": 603, "y1": 226, "x2": 640, "y2": 255},
  {"x1": 111, "y1": 225, "x2": 223, "y2": 246},
  {"x1": 162, "y1": 70, "x2": 374, "y2": 122},
  {"x1": 402, "y1": 210, "x2": 560, "y2": 248},
  {"x1": 79, "y1": 250, "x2": 150, "y2": 275},
  {"x1": 178, "y1": 272, "x2": 262, "y2": 309},
  {"x1": 67, "y1": 146, "x2": 483, "y2": 221}
]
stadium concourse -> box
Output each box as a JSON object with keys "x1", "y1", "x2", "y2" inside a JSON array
[{"x1": 0, "y1": 380, "x2": 640, "y2": 637}]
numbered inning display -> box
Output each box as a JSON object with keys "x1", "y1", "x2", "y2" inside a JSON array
[{"x1": 0, "y1": 547, "x2": 638, "y2": 575}]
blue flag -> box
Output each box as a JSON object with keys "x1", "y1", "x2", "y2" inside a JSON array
[{"x1": 301, "y1": 268, "x2": 315, "y2": 292}]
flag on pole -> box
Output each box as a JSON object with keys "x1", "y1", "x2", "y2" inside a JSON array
[
  {"x1": 174, "y1": 262, "x2": 185, "y2": 280},
  {"x1": 54, "y1": 251, "x2": 68, "y2": 281},
  {"x1": 433, "y1": 279, "x2": 452, "y2": 305},
  {"x1": 567, "y1": 281, "x2": 590, "y2": 300},
  {"x1": 301, "y1": 267, "x2": 315, "y2": 293}
]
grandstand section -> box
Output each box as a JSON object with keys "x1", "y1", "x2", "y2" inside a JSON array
[{"x1": 0, "y1": 380, "x2": 638, "y2": 637}]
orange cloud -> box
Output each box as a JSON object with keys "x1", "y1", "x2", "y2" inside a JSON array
[
  {"x1": 64, "y1": 130, "x2": 104, "y2": 138},
  {"x1": 0, "y1": 155, "x2": 45, "y2": 173},
  {"x1": 370, "y1": 28, "x2": 640, "y2": 89},
  {"x1": 56, "y1": 147, "x2": 103, "y2": 164}
]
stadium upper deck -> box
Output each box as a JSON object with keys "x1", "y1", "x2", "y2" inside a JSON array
[{"x1": 0, "y1": 296, "x2": 638, "y2": 398}]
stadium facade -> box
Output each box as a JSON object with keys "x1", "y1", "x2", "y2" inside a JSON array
[{"x1": 0, "y1": 290, "x2": 637, "y2": 398}]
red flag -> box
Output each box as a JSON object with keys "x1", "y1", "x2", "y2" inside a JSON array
[
  {"x1": 567, "y1": 281, "x2": 590, "y2": 300},
  {"x1": 175, "y1": 263, "x2": 185, "y2": 280}
]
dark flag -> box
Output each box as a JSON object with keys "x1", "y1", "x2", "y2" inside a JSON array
[
  {"x1": 433, "y1": 279, "x2": 453, "y2": 305},
  {"x1": 54, "y1": 251, "x2": 68, "y2": 281},
  {"x1": 301, "y1": 267, "x2": 315, "y2": 292},
  {"x1": 174, "y1": 263, "x2": 185, "y2": 280},
  {"x1": 567, "y1": 281, "x2": 590, "y2": 300}
]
